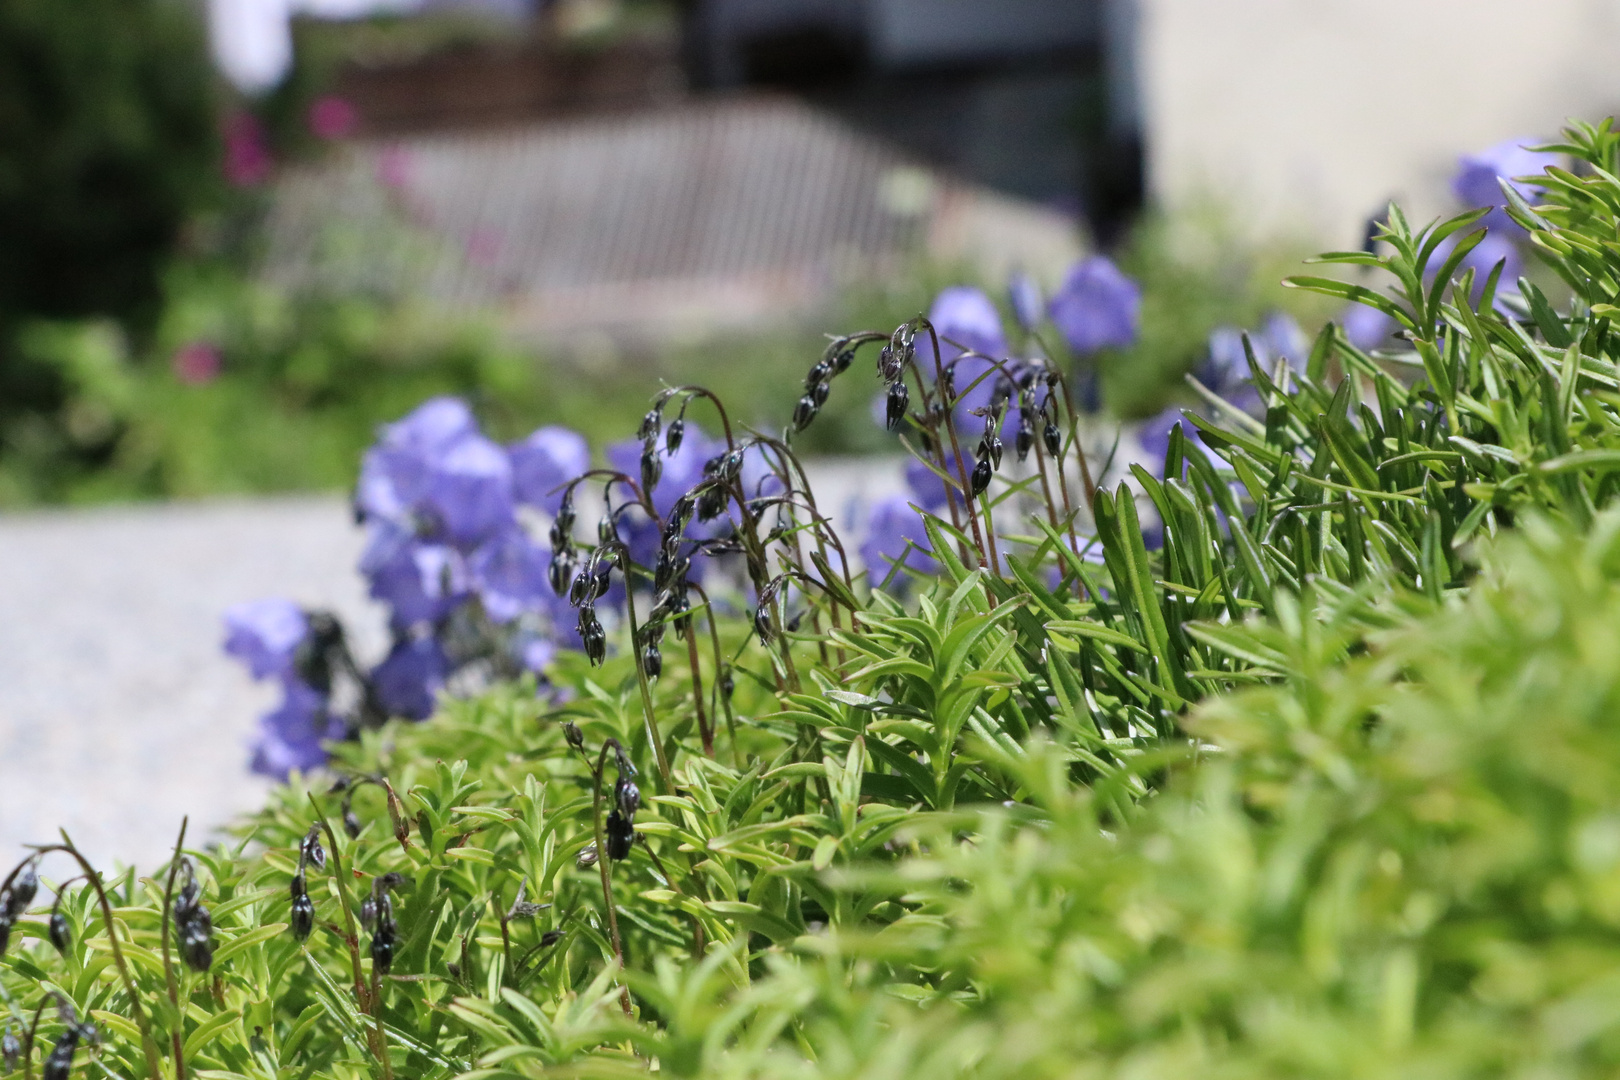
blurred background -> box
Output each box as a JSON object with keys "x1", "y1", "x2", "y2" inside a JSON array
[{"x1": 3, "y1": 0, "x2": 1620, "y2": 863}]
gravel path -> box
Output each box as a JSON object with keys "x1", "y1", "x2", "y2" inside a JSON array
[{"x1": 0, "y1": 459, "x2": 904, "y2": 873}]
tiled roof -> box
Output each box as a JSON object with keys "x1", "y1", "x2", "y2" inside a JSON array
[{"x1": 264, "y1": 93, "x2": 1081, "y2": 339}]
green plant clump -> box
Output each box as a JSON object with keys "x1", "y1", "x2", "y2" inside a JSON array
[{"x1": 10, "y1": 118, "x2": 1620, "y2": 1078}]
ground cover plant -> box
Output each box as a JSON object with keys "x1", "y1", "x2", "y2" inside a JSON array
[{"x1": 7, "y1": 118, "x2": 1620, "y2": 1079}]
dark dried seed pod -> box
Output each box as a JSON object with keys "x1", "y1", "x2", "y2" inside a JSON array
[
  {"x1": 885, "y1": 381, "x2": 910, "y2": 431},
  {"x1": 370, "y1": 922, "x2": 395, "y2": 976},
  {"x1": 549, "y1": 546, "x2": 576, "y2": 598},
  {"x1": 563, "y1": 721, "x2": 585, "y2": 753},
  {"x1": 640, "y1": 443, "x2": 662, "y2": 494},
  {"x1": 605, "y1": 810, "x2": 634, "y2": 861},
  {"x1": 811, "y1": 379, "x2": 831, "y2": 407},
  {"x1": 540, "y1": 929, "x2": 566, "y2": 948},
  {"x1": 668, "y1": 492, "x2": 695, "y2": 531},
  {"x1": 359, "y1": 895, "x2": 377, "y2": 932},
  {"x1": 877, "y1": 343, "x2": 897, "y2": 381},
  {"x1": 793, "y1": 395, "x2": 818, "y2": 432},
  {"x1": 786, "y1": 610, "x2": 803, "y2": 633},
  {"x1": 719, "y1": 666, "x2": 735, "y2": 700},
  {"x1": 1016, "y1": 420, "x2": 1034, "y2": 462},
  {"x1": 970, "y1": 455, "x2": 993, "y2": 497},
  {"x1": 578, "y1": 608, "x2": 607, "y2": 666},
  {"x1": 48, "y1": 910, "x2": 70, "y2": 954},
  {"x1": 720, "y1": 449, "x2": 746, "y2": 481},
  {"x1": 548, "y1": 518, "x2": 569, "y2": 551},
  {"x1": 302, "y1": 828, "x2": 326, "y2": 871},
  {"x1": 637, "y1": 408, "x2": 661, "y2": 441},
  {"x1": 1043, "y1": 422, "x2": 1062, "y2": 458},
  {"x1": 554, "y1": 494, "x2": 576, "y2": 534},
  {"x1": 641, "y1": 641, "x2": 662, "y2": 680},
  {"x1": 665, "y1": 418, "x2": 685, "y2": 455},
  {"x1": 597, "y1": 513, "x2": 619, "y2": 546},
  {"x1": 616, "y1": 777, "x2": 642, "y2": 819},
  {"x1": 343, "y1": 810, "x2": 363, "y2": 839},
  {"x1": 290, "y1": 891, "x2": 315, "y2": 942},
  {"x1": 7, "y1": 863, "x2": 37, "y2": 918},
  {"x1": 180, "y1": 907, "x2": 213, "y2": 972},
  {"x1": 988, "y1": 433, "x2": 1004, "y2": 471},
  {"x1": 697, "y1": 485, "x2": 728, "y2": 522},
  {"x1": 805, "y1": 360, "x2": 831, "y2": 388},
  {"x1": 753, "y1": 605, "x2": 774, "y2": 643},
  {"x1": 568, "y1": 566, "x2": 592, "y2": 607},
  {"x1": 590, "y1": 558, "x2": 613, "y2": 600},
  {"x1": 42, "y1": 1029, "x2": 80, "y2": 1080},
  {"x1": 992, "y1": 376, "x2": 1014, "y2": 409}
]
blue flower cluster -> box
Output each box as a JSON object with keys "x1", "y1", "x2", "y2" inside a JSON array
[{"x1": 226, "y1": 398, "x2": 591, "y2": 778}]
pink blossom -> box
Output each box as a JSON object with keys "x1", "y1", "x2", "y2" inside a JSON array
[
  {"x1": 222, "y1": 111, "x2": 272, "y2": 188},
  {"x1": 376, "y1": 145, "x2": 412, "y2": 190},
  {"x1": 172, "y1": 341, "x2": 223, "y2": 384},
  {"x1": 308, "y1": 96, "x2": 358, "y2": 141}
]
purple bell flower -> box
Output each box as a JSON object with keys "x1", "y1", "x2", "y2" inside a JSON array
[
  {"x1": 1008, "y1": 272, "x2": 1044, "y2": 333},
  {"x1": 904, "y1": 456, "x2": 951, "y2": 511},
  {"x1": 469, "y1": 527, "x2": 552, "y2": 624},
  {"x1": 1257, "y1": 312, "x2": 1308, "y2": 372},
  {"x1": 361, "y1": 523, "x2": 470, "y2": 629},
  {"x1": 366, "y1": 397, "x2": 480, "y2": 515},
  {"x1": 1048, "y1": 256, "x2": 1141, "y2": 355},
  {"x1": 927, "y1": 286, "x2": 1007, "y2": 362},
  {"x1": 424, "y1": 433, "x2": 515, "y2": 546},
  {"x1": 860, "y1": 496, "x2": 939, "y2": 587},
  {"x1": 1342, "y1": 302, "x2": 1398, "y2": 351},
  {"x1": 371, "y1": 636, "x2": 449, "y2": 721},
  {"x1": 510, "y1": 426, "x2": 589, "y2": 515},
  {"x1": 1453, "y1": 137, "x2": 1557, "y2": 233},
  {"x1": 249, "y1": 679, "x2": 342, "y2": 779},
  {"x1": 224, "y1": 598, "x2": 308, "y2": 681}
]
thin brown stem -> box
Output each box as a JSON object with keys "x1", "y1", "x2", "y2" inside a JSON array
[
  {"x1": 590, "y1": 742, "x2": 634, "y2": 1016},
  {"x1": 683, "y1": 625, "x2": 713, "y2": 757},
  {"x1": 918, "y1": 321, "x2": 991, "y2": 569},
  {"x1": 159, "y1": 818, "x2": 189, "y2": 1080}
]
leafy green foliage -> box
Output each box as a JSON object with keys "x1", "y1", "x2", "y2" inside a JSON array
[{"x1": 11, "y1": 119, "x2": 1620, "y2": 1080}]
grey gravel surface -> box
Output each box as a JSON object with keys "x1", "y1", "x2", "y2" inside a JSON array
[{"x1": 0, "y1": 459, "x2": 905, "y2": 873}]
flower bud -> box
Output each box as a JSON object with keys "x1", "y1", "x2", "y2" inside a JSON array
[
  {"x1": 43, "y1": 1028, "x2": 82, "y2": 1080},
  {"x1": 1043, "y1": 421, "x2": 1061, "y2": 458},
  {"x1": 640, "y1": 441, "x2": 662, "y2": 494},
  {"x1": 1016, "y1": 419, "x2": 1034, "y2": 462},
  {"x1": 343, "y1": 810, "x2": 362, "y2": 839},
  {"x1": 720, "y1": 666, "x2": 735, "y2": 700},
  {"x1": 576, "y1": 842, "x2": 599, "y2": 869},
  {"x1": 754, "y1": 605, "x2": 773, "y2": 643},
  {"x1": 885, "y1": 381, "x2": 909, "y2": 431},
  {"x1": 697, "y1": 485, "x2": 728, "y2": 522},
  {"x1": 805, "y1": 360, "x2": 831, "y2": 388},
  {"x1": 568, "y1": 566, "x2": 592, "y2": 607},
  {"x1": 637, "y1": 409, "x2": 661, "y2": 440},
  {"x1": 301, "y1": 827, "x2": 325, "y2": 872},
  {"x1": 180, "y1": 906, "x2": 213, "y2": 973},
  {"x1": 360, "y1": 895, "x2": 377, "y2": 932},
  {"x1": 641, "y1": 641, "x2": 662, "y2": 680},
  {"x1": 664, "y1": 417, "x2": 685, "y2": 455},
  {"x1": 563, "y1": 721, "x2": 585, "y2": 753},
  {"x1": 48, "y1": 909, "x2": 70, "y2": 954},
  {"x1": 616, "y1": 777, "x2": 641, "y2": 819},
  {"x1": 370, "y1": 920, "x2": 396, "y2": 976},
  {"x1": 811, "y1": 380, "x2": 830, "y2": 407}
]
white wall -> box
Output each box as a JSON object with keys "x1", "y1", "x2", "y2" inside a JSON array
[{"x1": 1140, "y1": 0, "x2": 1620, "y2": 245}]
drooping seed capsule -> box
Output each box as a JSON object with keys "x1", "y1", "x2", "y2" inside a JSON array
[
  {"x1": 885, "y1": 381, "x2": 909, "y2": 431},
  {"x1": 180, "y1": 906, "x2": 213, "y2": 972},
  {"x1": 563, "y1": 721, "x2": 585, "y2": 753},
  {"x1": 48, "y1": 910, "x2": 70, "y2": 954},
  {"x1": 42, "y1": 1028, "x2": 81, "y2": 1080},
  {"x1": 576, "y1": 842, "x2": 599, "y2": 869},
  {"x1": 719, "y1": 666, "x2": 735, "y2": 700},
  {"x1": 832, "y1": 345, "x2": 855, "y2": 373},
  {"x1": 640, "y1": 442, "x2": 662, "y2": 494},
  {"x1": 877, "y1": 344, "x2": 898, "y2": 381},
  {"x1": 7, "y1": 862, "x2": 37, "y2": 918},
  {"x1": 1043, "y1": 422, "x2": 1061, "y2": 458},
  {"x1": 290, "y1": 878, "x2": 315, "y2": 942},
  {"x1": 301, "y1": 827, "x2": 326, "y2": 871},
  {"x1": 637, "y1": 409, "x2": 661, "y2": 440},
  {"x1": 664, "y1": 418, "x2": 685, "y2": 455},
  {"x1": 793, "y1": 395, "x2": 818, "y2": 432},
  {"x1": 548, "y1": 546, "x2": 575, "y2": 597},
  {"x1": 987, "y1": 432, "x2": 1004, "y2": 471},
  {"x1": 342, "y1": 810, "x2": 362, "y2": 839},
  {"x1": 641, "y1": 641, "x2": 662, "y2": 680},
  {"x1": 370, "y1": 920, "x2": 396, "y2": 976},
  {"x1": 359, "y1": 895, "x2": 377, "y2": 932},
  {"x1": 605, "y1": 810, "x2": 634, "y2": 861},
  {"x1": 597, "y1": 513, "x2": 619, "y2": 546},
  {"x1": 810, "y1": 379, "x2": 831, "y2": 407},
  {"x1": 1016, "y1": 419, "x2": 1034, "y2": 462},
  {"x1": 970, "y1": 455, "x2": 992, "y2": 497},
  {"x1": 805, "y1": 360, "x2": 831, "y2": 388},
  {"x1": 720, "y1": 448, "x2": 746, "y2": 482},
  {"x1": 568, "y1": 566, "x2": 592, "y2": 607},
  {"x1": 554, "y1": 494, "x2": 576, "y2": 535},
  {"x1": 754, "y1": 605, "x2": 773, "y2": 643},
  {"x1": 697, "y1": 484, "x2": 728, "y2": 522},
  {"x1": 578, "y1": 608, "x2": 607, "y2": 666},
  {"x1": 616, "y1": 777, "x2": 641, "y2": 819}
]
